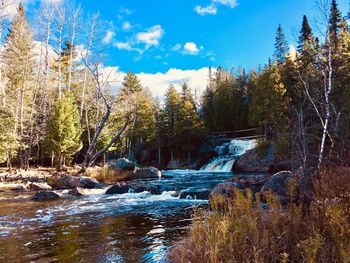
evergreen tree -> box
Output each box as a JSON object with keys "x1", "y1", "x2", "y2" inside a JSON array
[
  {"x1": 46, "y1": 94, "x2": 82, "y2": 169},
  {"x1": 249, "y1": 64, "x2": 289, "y2": 139},
  {"x1": 2, "y1": 2, "x2": 35, "y2": 168},
  {"x1": 298, "y1": 15, "x2": 312, "y2": 52},
  {"x1": 274, "y1": 24, "x2": 288, "y2": 64},
  {"x1": 162, "y1": 85, "x2": 181, "y2": 160},
  {"x1": 329, "y1": 0, "x2": 342, "y2": 50},
  {"x1": 120, "y1": 72, "x2": 142, "y2": 97}
]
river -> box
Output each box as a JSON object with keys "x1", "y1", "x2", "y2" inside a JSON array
[
  {"x1": 0, "y1": 139, "x2": 256, "y2": 262},
  {"x1": 0, "y1": 170, "x2": 236, "y2": 263}
]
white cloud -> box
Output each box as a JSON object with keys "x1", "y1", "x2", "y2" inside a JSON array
[
  {"x1": 137, "y1": 68, "x2": 210, "y2": 99},
  {"x1": 113, "y1": 41, "x2": 141, "y2": 53},
  {"x1": 102, "y1": 30, "x2": 115, "y2": 44},
  {"x1": 184, "y1": 42, "x2": 201, "y2": 55},
  {"x1": 100, "y1": 67, "x2": 211, "y2": 101},
  {"x1": 194, "y1": 5, "x2": 217, "y2": 16},
  {"x1": 136, "y1": 25, "x2": 164, "y2": 48},
  {"x1": 171, "y1": 43, "x2": 182, "y2": 51},
  {"x1": 213, "y1": 0, "x2": 238, "y2": 8},
  {"x1": 194, "y1": 0, "x2": 238, "y2": 15},
  {"x1": 122, "y1": 21, "x2": 133, "y2": 31}
]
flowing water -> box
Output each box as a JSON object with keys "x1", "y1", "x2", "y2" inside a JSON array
[
  {"x1": 0, "y1": 170, "x2": 235, "y2": 263},
  {"x1": 0, "y1": 139, "x2": 256, "y2": 262},
  {"x1": 201, "y1": 139, "x2": 256, "y2": 172}
]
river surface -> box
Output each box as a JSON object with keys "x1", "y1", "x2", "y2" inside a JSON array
[{"x1": 0, "y1": 170, "x2": 236, "y2": 263}]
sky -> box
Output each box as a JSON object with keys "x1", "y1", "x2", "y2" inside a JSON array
[{"x1": 20, "y1": 0, "x2": 350, "y2": 97}]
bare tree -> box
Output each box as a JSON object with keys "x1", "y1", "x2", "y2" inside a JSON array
[{"x1": 80, "y1": 59, "x2": 130, "y2": 170}]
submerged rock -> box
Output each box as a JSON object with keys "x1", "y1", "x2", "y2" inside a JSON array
[
  {"x1": 134, "y1": 167, "x2": 161, "y2": 179},
  {"x1": 105, "y1": 184, "x2": 130, "y2": 195},
  {"x1": 233, "y1": 144, "x2": 274, "y2": 173},
  {"x1": 33, "y1": 191, "x2": 60, "y2": 201}
]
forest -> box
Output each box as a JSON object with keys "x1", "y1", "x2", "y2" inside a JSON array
[
  {"x1": 0, "y1": 0, "x2": 350, "y2": 262},
  {"x1": 1, "y1": 0, "x2": 350, "y2": 174}
]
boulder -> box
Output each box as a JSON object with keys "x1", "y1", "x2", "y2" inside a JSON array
[
  {"x1": 261, "y1": 171, "x2": 297, "y2": 205},
  {"x1": 105, "y1": 184, "x2": 130, "y2": 195},
  {"x1": 210, "y1": 182, "x2": 246, "y2": 199},
  {"x1": 70, "y1": 187, "x2": 87, "y2": 196},
  {"x1": 33, "y1": 191, "x2": 60, "y2": 201},
  {"x1": 108, "y1": 158, "x2": 136, "y2": 171},
  {"x1": 106, "y1": 158, "x2": 136, "y2": 181},
  {"x1": 147, "y1": 186, "x2": 162, "y2": 195},
  {"x1": 79, "y1": 176, "x2": 102, "y2": 189},
  {"x1": 134, "y1": 167, "x2": 161, "y2": 179},
  {"x1": 179, "y1": 188, "x2": 211, "y2": 200},
  {"x1": 233, "y1": 144, "x2": 274, "y2": 173},
  {"x1": 29, "y1": 182, "x2": 52, "y2": 191},
  {"x1": 271, "y1": 160, "x2": 293, "y2": 173},
  {"x1": 48, "y1": 175, "x2": 102, "y2": 189},
  {"x1": 229, "y1": 174, "x2": 269, "y2": 185}
]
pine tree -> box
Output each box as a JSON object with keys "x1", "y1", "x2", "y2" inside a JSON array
[
  {"x1": 329, "y1": 0, "x2": 342, "y2": 50},
  {"x1": 162, "y1": 85, "x2": 181, "y2": 160},
  {"x1": 298, "y1": 15, "x2": 312, "y2": 53},
  {"x1": 274, "y1": 24, "x2": 288, "y2": 64},
  {"x1": 2, "y1": 2, "x2": 35, "y2": 168},
  {"x1": 46, "y1": 94, "x2": 82, "y2": 169},
  {"x1": 120, "y1": 72, "x2": 142, "y2": 97},
  {"x1": 249, "y1": 64, "x2": 289, "y2": 139},
  {"x1": 176, "y1": 84, "x2": 205, "y2": 162}
]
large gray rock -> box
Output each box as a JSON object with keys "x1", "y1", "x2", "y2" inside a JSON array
[
  {"x1": 48, "y1": 175, "x2": 102, "y2": 189},
  {"x1": 233, "y1": 144, "x2": 274, "y2": 173},
  {"x1": 108, "y1": 158, "x2": 136, "y2": 171},
  {"x1": 79, "y1": 176, "x2": 102, "y2": 189},
  {"x1": 134, "y1": 167, "x2": 161, "y2": 179},
  {"x1": 33, "y1": 191, "x2": 60, "y2": 201},
  {"x1": 210, "y1": 182, "x2": 246, "y2": 199},
  {"x1": 105, "y1": 184, "x2": 130, "y2": 195},
  {"x1": 261, "y1": 171, "x2": 297, "y2": 205}
]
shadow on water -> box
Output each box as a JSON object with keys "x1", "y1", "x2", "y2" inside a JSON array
[{"x1": 0, "y1": 170, "x2": 234, "y2": 263}]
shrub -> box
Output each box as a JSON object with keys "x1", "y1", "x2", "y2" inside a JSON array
[{"x1": 169, "y1": 169, "x2": 350, "y2": 263}]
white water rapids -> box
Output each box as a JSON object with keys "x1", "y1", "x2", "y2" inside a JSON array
[{"x1": 201, "y1": 139, "x2": 256, "y2": 172}]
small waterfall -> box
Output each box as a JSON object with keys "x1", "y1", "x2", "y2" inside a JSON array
[{"x1": 201, "y1": 139, "x2": 256, "y2": 172}]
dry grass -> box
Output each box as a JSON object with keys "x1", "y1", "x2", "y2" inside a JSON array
[
  {"x1": 84, "y1": 166, "x2": 133, "y2": 183},
  {"x1": 169, "y1": 169, "x2": 350, "y2": 263}
]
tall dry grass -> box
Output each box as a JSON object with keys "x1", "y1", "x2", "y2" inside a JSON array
[
  {"x1": 84, "y1": 166, "x2": 133, "y2": 183},
  {"x1": 169, "y1": 169, "x2": 350, "y2": 263}
]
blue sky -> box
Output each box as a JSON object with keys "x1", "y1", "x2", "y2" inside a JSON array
[
  {"x1": 72, "y1": 0, "x2": 350, "y2": 73},
  {"x1": 22, "y1": 0, "x2": 350, "y2": 97}
]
